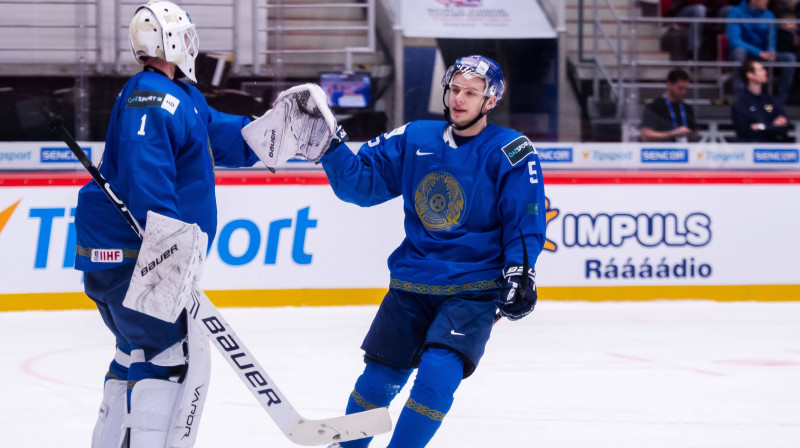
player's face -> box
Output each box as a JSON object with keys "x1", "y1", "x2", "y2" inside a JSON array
[
  {"x1": 666, "y1": 79, "x2": 689, "y2": 102},
  {"x1": 448, "y1": 73, "x2": 495, "y2": 128},
  {"x1": 749, "y1": 62, "x2": 768, "y2": 85}
]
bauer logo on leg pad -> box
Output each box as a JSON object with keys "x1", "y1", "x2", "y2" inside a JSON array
[{"x1": 123, "y1": 211, "x2": 208, "y2": 323}]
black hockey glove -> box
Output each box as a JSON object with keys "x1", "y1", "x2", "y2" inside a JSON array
[{"x1": 497, "y1": 264, "x2": 537, "y2": 321}]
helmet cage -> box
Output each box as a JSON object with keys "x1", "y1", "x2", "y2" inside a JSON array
[{"x1": 129, "y1": 1, "x2": 199, "y2": 83}]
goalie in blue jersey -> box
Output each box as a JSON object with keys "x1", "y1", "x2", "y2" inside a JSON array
[
  {"x1": 73, "y1": 2, "x2": 339, "y2": 446},
  {"x1": 318, "y1": 55, "x2": 547, "y2": 447}
]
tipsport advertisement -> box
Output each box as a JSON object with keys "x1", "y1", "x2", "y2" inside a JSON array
[{"x1": 0, "y1": 176, "x2": 798, "y2": 305}]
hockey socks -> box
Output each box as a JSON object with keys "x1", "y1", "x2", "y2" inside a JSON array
[
  {"x1": 341, "y1": 362, "x2": 412, "y2": 448},
  {"x1": 387, "y1": 348, "x2": 464, "y2": 448}
]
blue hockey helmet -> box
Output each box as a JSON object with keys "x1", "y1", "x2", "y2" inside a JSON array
[{"x1": 441, "y1": 55, "x2": 505, "y2": 101}]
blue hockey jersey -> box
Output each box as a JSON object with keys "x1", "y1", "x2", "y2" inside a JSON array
[
  {"x1": 321, "y1": 121, "x2": 546, "y2": 294},
  {"x1": 74, "y1": 70, "x2": 259, "y2": 272}
]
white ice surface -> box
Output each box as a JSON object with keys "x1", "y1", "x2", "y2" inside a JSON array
[{"x1": 2, "y1": 301, "x2": 799, "y2": 447}]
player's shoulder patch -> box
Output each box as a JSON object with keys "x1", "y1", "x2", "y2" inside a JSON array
[
  {"x1": 500, "y1": 135, "x2": 536, "y2": 166},
  {"x1": 125, "y1": 90, "x2": 180, "y2": 115}
]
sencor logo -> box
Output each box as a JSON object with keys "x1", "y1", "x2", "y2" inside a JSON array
[
  {"x1": 40, "y1": 147, "x2": 90, "y2": 163},
  {"x1": 538, "y1": 148, "x2": 573, "y2": 162},
  {"x1": 753, "y1": 149, "x2": 799, "y2": 163},
  {"x1": 641, "y1": 148, "x2": 689, "y2": 163}
]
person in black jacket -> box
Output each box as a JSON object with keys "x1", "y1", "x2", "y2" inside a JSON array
[
  {"x1": 640, "y1": 69, "x2": 700, "y2": 142},
  {"x1": 731, "y1": 60, "x2": 792, "y2": 142}
]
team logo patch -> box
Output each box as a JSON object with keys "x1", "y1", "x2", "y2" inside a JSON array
[
  {"x1": 501, "y1": 136, "x2": 536, "y2": 166},
  {"x1": 413, "y1": 171, "x2": 465, "y2": 231},
  {"x1": 126, "y1": 90, "x2": 168, "y2": 109}
]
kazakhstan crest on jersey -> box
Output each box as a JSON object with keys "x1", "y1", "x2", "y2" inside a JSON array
[{"x1": 414, "y1": 171, "x2": 465, "y2": 231}]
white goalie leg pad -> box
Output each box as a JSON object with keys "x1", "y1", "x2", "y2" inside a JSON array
[
  {"x1": 169, "y1": 317, "x2": 211, "y2": 447},
  {"x1": 123, "y1": 211, "x2": 208, "y2": 323},
  {"x1": 125, "y1": 323, "x2": 210, "y2": 448},
  {"x1": 241, "y1": 83, "x2": 337, "y2": 171},
  {"x1": 92, "y1": 378, "x2": 127, "y2": 448},
  {"x1": 126, "y1": 378, "x2": 183, "y2": 448},
  {"x1": 92, "y1": 348, "x2": 131, "y2": 448}
]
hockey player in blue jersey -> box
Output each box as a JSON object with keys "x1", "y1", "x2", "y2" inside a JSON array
[
  {"x1": 319, "y1": 55, "x2": 546, "y2": 447},
  {"x1": 74, "y1": 2, "x2": 267, "y2": 446}
]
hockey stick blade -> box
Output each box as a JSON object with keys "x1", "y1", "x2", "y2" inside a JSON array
[
  {"x1": 51, "y1": 122, "x2": 391, "y2": 445},
  {"x1": 285, "y1": 409, "x2": 392, "y2": 446},
  {"x1": 188, "y1": 288, "x2": 392, "y2": 445}
]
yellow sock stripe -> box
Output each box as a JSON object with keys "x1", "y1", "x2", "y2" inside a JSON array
[
  {"x1": 404, "y1": 398, "x2": 446, "y2": 422},
  {"x1": 350, "y1": 389, "x2": 379, "y2": 411}
]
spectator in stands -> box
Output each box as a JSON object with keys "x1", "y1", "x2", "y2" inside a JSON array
[
  {"x1": 726, "y1": 0, "x2": 796, "y2": 104},
  {"x1": 775, "y1": 13, "x2": 799, "y2": 55},
  {"x1": 664, "y1": 1, "x2": 732, "y2": 59},
  {"x1": 665, "y1": 0, "x2": 709, "y2": 59},
  {"x1": 640, "y1": 69, "x2": 700, "y2": 142},
  {"x1": 731, "y1": 59, "x2": 791, "y2": 141}
]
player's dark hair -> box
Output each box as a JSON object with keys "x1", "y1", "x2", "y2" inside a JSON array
[
  {"x1": 666, "y1": 69, "x2": 690, "y2": 84},
  {"x1": 739, "y1": 59, "x2": 758, "y2": 83}
]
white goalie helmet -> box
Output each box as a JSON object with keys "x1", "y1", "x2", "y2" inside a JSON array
[{"x1": 129, "y1": 1, "x2": 199, "y2": 82}]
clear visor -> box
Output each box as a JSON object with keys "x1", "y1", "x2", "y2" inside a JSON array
[
  {"x1": 443, "y1": 82, "x2": 491, "y2": 110},
  {"x1": 443, "y1": 66, "x2": 489, "y2": 95}
]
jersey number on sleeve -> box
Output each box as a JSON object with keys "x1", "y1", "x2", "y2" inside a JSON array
[
  {"x1": 137, "y1": 114, "x2": 147, "y2": 136},
  {"x1": 528, "y1": 160, "x2": 538, "y2": 184}
]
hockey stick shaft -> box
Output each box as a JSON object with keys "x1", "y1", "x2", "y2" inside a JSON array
[
  {"x1": 49, "y1": 120, "x2": 391, "y2": 445},
  {"x1": 48, "y1": 119, "x2": 144, "y2": 238},
  {"x1": 188, "y1": 288, "x2": 390, "y2": 445}
]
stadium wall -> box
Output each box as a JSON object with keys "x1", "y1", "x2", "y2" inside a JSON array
[{"x1": 1, "y1": 169, "x2": 798, "y2": 311}]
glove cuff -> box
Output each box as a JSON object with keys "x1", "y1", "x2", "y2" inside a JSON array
[{"x1": 502, "y1": 264, "x2": 535, "y2": 279}]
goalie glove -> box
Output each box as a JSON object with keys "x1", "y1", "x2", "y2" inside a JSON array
[
  {"x1": 496, "y1": 264, "x2": 537, "y2": 321},
  {"x1": 241, "y1": 83, "x2": 338, "y2": 172}
]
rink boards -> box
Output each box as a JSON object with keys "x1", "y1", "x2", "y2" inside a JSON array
[{"x1": 0, "y1": 170, "x2": 798, "y2": 310}]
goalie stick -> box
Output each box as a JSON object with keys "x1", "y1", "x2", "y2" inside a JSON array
[{"x1": 48, "y1": 119, "x2": 391, "y2": 446}]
